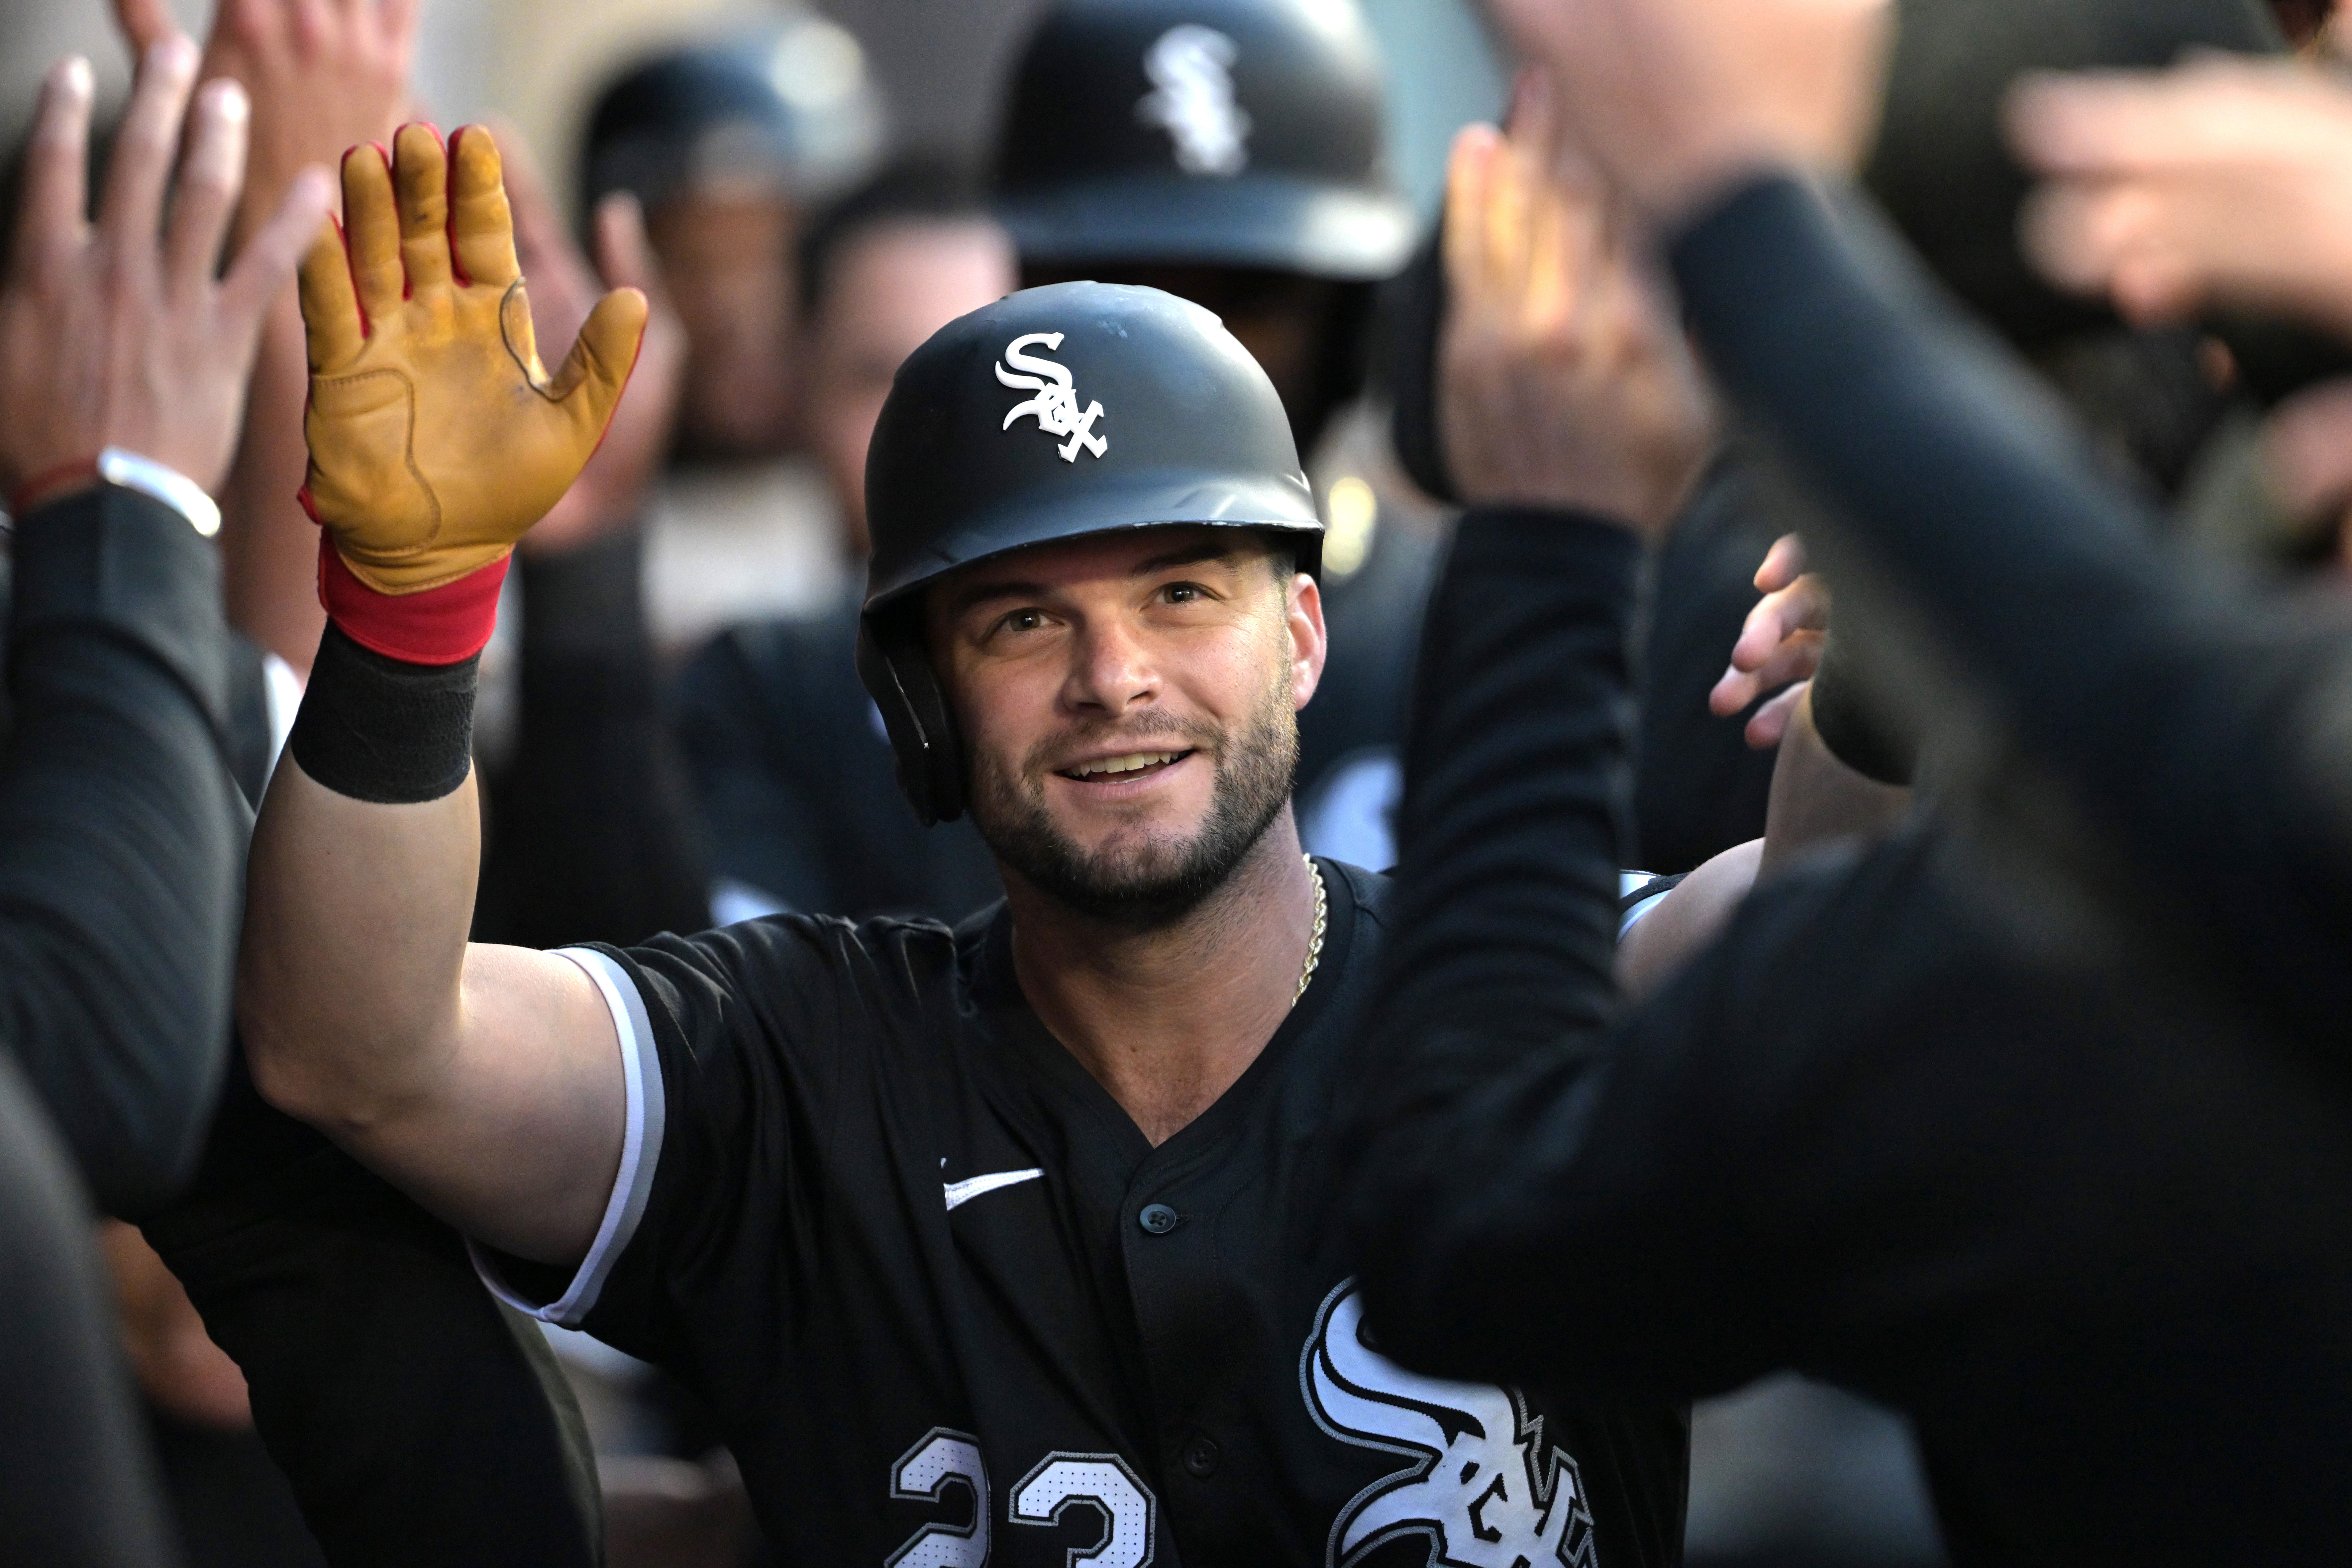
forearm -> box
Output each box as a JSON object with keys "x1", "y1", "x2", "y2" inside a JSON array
[
  {"x1": 242, "y1": 734, "x2": 622, "y2": 1260},
  {"x1": 240, "y1": 744, "x2": 479, "y2": 1130},
  {"x1": 1757, "y1": 688, "x2": 1910, "y2": 878},
  {"x1": 143, "y1": 1051, "x2": 604, "y2": 1568},
  {"x1": 1372, "y1": 509, "x2": 1640, "y2": 1035},
  {"x1": 1343, "y1": 509, "x2": 1640, "y2": 1320},
  {"x1": 0, "y1": 486, "x2": 244, "y2": 1214}
]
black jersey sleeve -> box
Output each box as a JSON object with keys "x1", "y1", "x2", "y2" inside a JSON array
[{"x1": 471, "y1": 915, "x2": 964, "y2": 1379}]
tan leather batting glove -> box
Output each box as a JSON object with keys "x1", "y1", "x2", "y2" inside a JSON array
[{"x1": 297, "y1": 123, "x2": 646, "y2": 609}]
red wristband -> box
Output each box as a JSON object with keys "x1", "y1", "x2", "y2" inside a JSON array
[{"x1": 316, "y1": 536, "x2": 511, "y2": 666}]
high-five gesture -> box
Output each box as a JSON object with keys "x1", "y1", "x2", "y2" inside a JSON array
[
  {"x1": 113, "y1": 0, "x2": 415, "y2": 240},
  {"x1": 297, "y1": 125, "x2": 647, "y2": 652},
  {"x1": 0, "y1": 45, "x2": 330, "y2": 504}
]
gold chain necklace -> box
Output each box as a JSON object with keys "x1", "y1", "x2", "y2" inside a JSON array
[{"x1": 1293, "y1": 855, "x2": 1328, "y2": 1008}]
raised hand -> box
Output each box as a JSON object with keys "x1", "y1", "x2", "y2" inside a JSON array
[
  {"x1": 0, "y1": 45, "x2": 330, "y2": 501},
  {"x1": 1481, "y1": 0, "x2": 1891, "y2": 225},
  {"x1": 496, "y1": 126, "x2": 688, "y2": 557},
  {"x1": 1709, "y1": 533, "x2": 1828, "y2": 749},
  {"x1": 1438, "y1": 67, "x2": 1715, "y2": 535},
  {"x1": 298, "y1": 124, "x2": 648, "y2": 594},
  {"x1": 2011, "y1": 57, "x2": 2352, "y2": 342},
  {"x1": 112, "y1": 0, "x2": 416, "y2": 242}
]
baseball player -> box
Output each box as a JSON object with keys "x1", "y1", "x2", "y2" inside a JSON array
[
  {"x1": 997, "y1": 0, "x2": 1443, "y2": 857},
  {"x1": 240, "y1": 125, "x2": 1687, "y2": 1565}
]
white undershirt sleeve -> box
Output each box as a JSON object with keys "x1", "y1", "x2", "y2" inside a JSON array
[{"x1": 469, "y1": 947, "x2": 668, "y2": 1328}]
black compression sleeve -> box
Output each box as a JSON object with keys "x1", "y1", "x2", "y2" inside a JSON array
[
  {"x1": 287, "y1": 622, "x2": 478, "y2": 804},
  {"x1": 1, "y1": 484, "x2": 243, "y2": 1214},
  {"x1": 1375, "y1": 507, "x2": 1640, "y2": 1039},
  {"x1": 1340, "y1": 505, "x2": 1637, "y2": 1228}
]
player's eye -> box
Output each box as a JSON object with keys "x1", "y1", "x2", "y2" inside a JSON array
[
  {"x1": 1160, "y1": 582, "x2": 1210, "y2": 605},
  {"x1": 991, "y1": 608, "x2": 1049, "y2": 638}
]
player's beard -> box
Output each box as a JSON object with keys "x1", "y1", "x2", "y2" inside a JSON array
[{"x1": 967, "y1": 658, "x2": 1298, "y2": 933}]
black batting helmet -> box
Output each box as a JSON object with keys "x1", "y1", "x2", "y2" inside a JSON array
[
  {"x1": 993, "y1": 0, "x2": 1416, "y2": 281},
  {"x1": 857, "y1": 281, "x2": 1324, "y2": 825}
]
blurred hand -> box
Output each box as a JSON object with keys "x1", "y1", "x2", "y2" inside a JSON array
[
  {"x1": 1482, "y1": 0, "x2": 1892, "y2": 225},
  {"x1": 99, "y1": 1222, "x2": 251, "y2": 1432},
  {"x1": 2259, "y1": 377, "x2": 2352, "y2": 560},
  {"x1": 1709, "y1": 533, "x2": 1827, "y2": 748},
  {"x1": 2011, "y1": 58, "x2": 2352, "y2": 341},
  {"x1": 500, "y1": 128, "x2": 688, "y2": 556},
  {"x1": 0, "y1": 47, "x2": 330, "y2": 499},
  {"x1": 1439, "y1": 68, "x2": 1716, "y2": 536},
  {"x1": 114, "y1": 0, "x2": 416, "y2": 243}
]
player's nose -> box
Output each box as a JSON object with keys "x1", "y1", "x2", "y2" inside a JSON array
[{"x1": 1059, "y1": 616, "x2": 1159, "y2": 716}]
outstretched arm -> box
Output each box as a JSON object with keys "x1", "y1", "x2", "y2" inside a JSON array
[
  {"x1": 1342, "y1": 68, "x2": 1714, "y2": 1315},
  {"x1": 240, "y1": 123, "x2": 648, "y2": 1265},
  {"x1": 0, "y1": 47, "x2": 326, "y2": 1213}
]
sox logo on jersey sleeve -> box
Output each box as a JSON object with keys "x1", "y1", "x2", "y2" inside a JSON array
[{"x1": 1303, "y1": 1284, "x2": 1599, "y2": 1568}]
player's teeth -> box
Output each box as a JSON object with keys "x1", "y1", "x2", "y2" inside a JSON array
[{"x1": 1077, "y1": 751, "x2": 1176, "y2": 777}]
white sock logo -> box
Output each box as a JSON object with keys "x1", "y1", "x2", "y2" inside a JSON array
[
  {"x1": 997, "y1": 334, "x2": 1108, "y2": 462},
  {"x1": 1302, "y1": 1284, "x2": 1599, "y2": 1568},
  {"x1": 1136, "y1": 25, "x2": 1251, "y2": 177}
]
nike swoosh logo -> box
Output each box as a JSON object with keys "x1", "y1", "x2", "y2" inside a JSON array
[{"x1": 944, "y1": 1169, "x2": 1045, "y2": 1212}]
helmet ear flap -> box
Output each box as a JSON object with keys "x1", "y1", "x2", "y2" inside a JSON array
[{"x1": 856, "y1": 610, "x2": 967, "y2": 826}]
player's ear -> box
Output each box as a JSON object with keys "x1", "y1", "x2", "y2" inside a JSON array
[{"x1": 1287, "y1": 570, "x2": 1326, "y2": 711}]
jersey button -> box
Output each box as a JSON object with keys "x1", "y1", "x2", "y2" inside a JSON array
[
  {"x1": 1182, "y1": 1435, "x2": 1221, "y2": 1478},
  {"x1": 1138, "y1": 1203, "x2": 1181, "y2": 1235}
]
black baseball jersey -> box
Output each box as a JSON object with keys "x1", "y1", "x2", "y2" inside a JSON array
[{"x1": 477, "y1": 860, "x2": 1688, "y2": 1567}]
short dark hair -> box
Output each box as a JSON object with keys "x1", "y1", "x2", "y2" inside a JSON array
[{"x1": 799, "y1": 158, "x2": 991, "y2": 320}]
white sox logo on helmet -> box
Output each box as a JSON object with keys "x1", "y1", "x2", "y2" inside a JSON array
[
  {"x1": 997, "y1": 334, "x2": 1108, "y2": 462},
  {"x1": 1136, "y1": 25, "x2": 1252, "y2": 177},
  {"x1": 1303, "y1": 1284, "x2": 1599, "y2": 1568}
]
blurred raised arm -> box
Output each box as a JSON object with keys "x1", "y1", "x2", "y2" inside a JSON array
[{"x1": 0, "y1": 45, "x2": 328, "y2": 1211}]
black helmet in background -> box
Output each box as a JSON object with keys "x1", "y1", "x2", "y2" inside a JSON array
[
  {"x1": 859, "y1": 282, "x2": 1324, "y2": 825},
  {"x1": 995, "y1": 0, "x2": 1416, "y2": 458},
  {"x1": 995, "y1": 0, "x2": 1414, "y2": 280},
  {"x1": 584, "y1": 16, "x2": 886, "y2": 216}
]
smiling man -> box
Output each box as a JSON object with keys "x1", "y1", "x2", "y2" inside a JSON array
[{"x1": 237, "y1": 125, "x2": 1686, "y2": 1568}]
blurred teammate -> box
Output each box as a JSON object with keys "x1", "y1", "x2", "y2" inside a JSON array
[
  {"x1": 582, "y1": 19, "x2": 889, "y2": 654},
  {"x1": 1342, "y1": 4, "x2": 2352, "y2": 1562},
  {"x1": 584, "y1": 18, "x2": 883, "y2": 461},
  {"x1": 674, "y1": 162, "x2": 1015, "y2": 922},
  {"x1": 237, "y1": 127, "x2": 1688, "y2": 1563}
]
